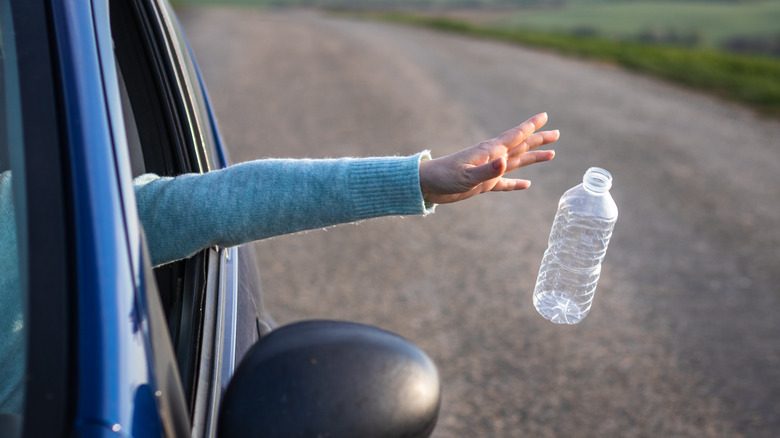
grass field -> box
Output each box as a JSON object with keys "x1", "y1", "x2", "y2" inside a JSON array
[
  {"x1": 173, "y1": 0, "x2": 780, "y2": 51},
  {"x1": 363, "y1": 12, "x2": 780, "y2": 116},
  {"x1": 171, "y1": 0, "x2": 780, "y2": 116},
  {"x1": 486, "y1": 1, "x2": 780, "y2": 48}
]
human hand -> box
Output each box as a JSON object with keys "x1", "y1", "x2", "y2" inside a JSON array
[{"x1": 419, "y1": 112, "x2": 559, "y2": 204}]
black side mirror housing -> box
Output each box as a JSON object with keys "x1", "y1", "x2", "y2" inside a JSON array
[{"x1": 218, "y1": 320, "x2": 440, "y2": 438}]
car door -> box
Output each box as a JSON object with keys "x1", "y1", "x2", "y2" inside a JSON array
[
  {"x1": 1, "y1": 1, "x2": 71, "y2": 436},
  {"x1": 3, "y1": 0, "x2": 184, "y2": 436},
  {"x1": 110, "y1": 0, "x2": 270, "y2": 435},
  {"x1": 1, "y1": 0, "x2": 268, "y2": 436}
]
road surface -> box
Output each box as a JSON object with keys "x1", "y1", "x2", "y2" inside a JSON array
[{"x1": 180, "y1": 8, "x2": 780, "y2": 437}]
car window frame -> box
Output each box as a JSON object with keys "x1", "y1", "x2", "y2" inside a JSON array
[
  {"x1": 139, "y1": 3, "x2": 243, "y2": 435},
  {"x1": 110, "y1": 1, "x2": 236, "y2": 431},
  {"x1": 111, "y1": 0, "x2": 209, "y2": 410}
]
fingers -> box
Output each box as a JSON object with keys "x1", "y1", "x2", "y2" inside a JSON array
[
  {"x1": 505, "y1": 150, "x2": 556, "y2": 174},
  {"x1": 531, "y1": 129, "x2": 561, "y2": 149},
  {"x1": 468, "y1": 148, "x2": 555, "y2": 186},
  {"x1": 464, "y1": 158, "x2": 532, "y2": 193},
  {"x1": 496, "y1": 112, "x2": 549, "y2": 148},
  {"x1": 506, "y1": 129, "x2": 560, "y2": 158},
  {"x1": 492, "y1": 177, "x2": 532, "y2": 191}
]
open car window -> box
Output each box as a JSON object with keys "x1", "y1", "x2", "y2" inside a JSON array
[{"x1": 111, "y1": 0, "x2": 214, "y2": 417}]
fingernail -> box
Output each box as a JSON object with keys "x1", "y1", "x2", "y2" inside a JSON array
[{"x1": 492, "y1": 158, "x2": 503, "y2": 171}]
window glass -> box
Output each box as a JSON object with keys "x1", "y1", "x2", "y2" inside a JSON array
[{"x1": 0, "y1": 0, "x2": 27, "y2": 422}]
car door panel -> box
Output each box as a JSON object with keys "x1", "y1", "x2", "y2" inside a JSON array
[{"x1": 8, "y1": 0, "x2": 271, "y2": 435}]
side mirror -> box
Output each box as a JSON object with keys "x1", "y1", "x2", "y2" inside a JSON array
[{"x1": 218, "y1": 320, "x2": 440, "y2": 438}]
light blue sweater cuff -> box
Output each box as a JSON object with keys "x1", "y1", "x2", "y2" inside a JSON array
[{"x1": 348, "y1": 151, "x2": 434, "y2": 219}]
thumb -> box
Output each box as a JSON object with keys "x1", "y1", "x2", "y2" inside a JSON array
[{"x1": 468, "y1": 156, "x2": 506, "y2": 184}]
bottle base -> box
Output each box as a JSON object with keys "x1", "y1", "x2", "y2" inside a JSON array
[{"x1": 533, "y1": 293, "x2": 588, "y2": 325}]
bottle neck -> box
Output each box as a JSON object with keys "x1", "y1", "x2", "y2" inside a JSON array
[{"x1": 583, "y1": 167, "x2": 612, "y2": 193}]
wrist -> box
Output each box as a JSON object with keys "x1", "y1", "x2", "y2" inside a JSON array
[
  {"x1": 418, "y1": 151, "x2": 437, "y2": 213},
  {"x1": 418, "y1": 156, "x2": 435, "y2": 203}
]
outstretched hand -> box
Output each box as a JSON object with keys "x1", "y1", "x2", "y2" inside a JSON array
[{"x1": 419, "y1": 112, "x2": 559, "y2": 204}]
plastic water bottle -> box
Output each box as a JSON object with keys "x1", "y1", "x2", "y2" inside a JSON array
[{"x1": 533, "y1": 167, "x2": 618, "y2": 324}]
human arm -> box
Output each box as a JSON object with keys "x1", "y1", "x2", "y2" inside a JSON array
[
  {"x1": 134, "y1": 113, "x2": 558, "y2": 266},
  {"x1": 419, "y1": 112, "x2": 558, "y2": 204},
  {"x1": 134, "y1": 153, "x2": 430, "y2": 266}
]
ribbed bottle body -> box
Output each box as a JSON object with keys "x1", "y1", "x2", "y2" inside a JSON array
[{"x1": 533, "y1": 168, "x2": 617, "y2": 324}]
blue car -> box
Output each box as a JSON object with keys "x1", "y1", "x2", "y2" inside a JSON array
[{"x1": 0, "y1": 0, "x2": 440, "y2": 436}]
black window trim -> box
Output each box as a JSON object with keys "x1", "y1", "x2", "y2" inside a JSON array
[
  {"x1": 111, "y1": 0, "x2": 190, "y2": 177},
  {"x1": 130, "y1": 0, "x2": 211, "y2": 175}
]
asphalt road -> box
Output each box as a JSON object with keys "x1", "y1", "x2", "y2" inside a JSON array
[{"x1": 180, "y1": 8, "x2": 780, "y2": 437}]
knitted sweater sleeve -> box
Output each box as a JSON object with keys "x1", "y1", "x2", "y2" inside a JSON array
[
  {"x1": 134, "y1": 153, "x2": 434, "y2": 266},
  {"x1": 0, "y1": 171, "x2": 24, "y2": 413}
]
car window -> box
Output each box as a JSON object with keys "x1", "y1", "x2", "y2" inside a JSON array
[
  {"x1": 111, "y1": 0, "x2": 188, "y2": 177},
  {"x1": 0, "y1": 3, "x2": 27, "y2": 427},
  {"x1": 110, "y1": 0, "x2": 216, "y2": 416},
  {"x1": 1, "y1": 2, "x2": 71, "y2": 437},
  {"x1": 156, "y1": 0, "x2": 221, "y2": 170}
]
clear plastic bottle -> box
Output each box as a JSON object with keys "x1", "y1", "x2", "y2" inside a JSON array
[{"x1": 533, "y1": 167, "x2": 618, "y2": 324}]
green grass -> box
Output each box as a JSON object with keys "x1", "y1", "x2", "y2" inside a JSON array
[
  {"x1": 490, "y1": 1, "x2": 780, "y2": 48},
  {"x1": 357, "y1": 12, "x2": 780, "y2": 116},
  {"x1": 173, "y1": 0, "x2": 780, "y2": 50},
  {"x1": 171, "y1": 0, "x2": 780, "y2": 116}
]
